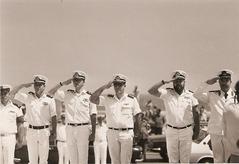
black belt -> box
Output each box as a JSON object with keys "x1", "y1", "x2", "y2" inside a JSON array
[
  {"x1": 167, "y1": 124, "x2": 192, "y2": 129},
  {"x1": 68, "y1": 123, "x2": 89, "y2": 126},
  {"x1": 29, "y1": 125, "x2": 49, "y2": 130},
  {"x1": 109, "y1": 127, "x2": 133, "y2": 131}
]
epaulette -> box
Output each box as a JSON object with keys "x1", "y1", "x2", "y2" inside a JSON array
[
  {"x1": 67, "y1": 89, "x2": 75, "y2": 93},
  {"x1": 13, "y1": 103, "x2": 21, "y2": 108},
  {"x1": 86, "y1": 91, "x2": 92, "y2": 95},
  {"x1": 47, "y1": 94, "x2": 53, "y2": 98},
  {"x1": 127, "y1": 94, "x2": 134, "y2": 99},
  {"x1": 28, "y1": 91, "x2": 35, "y2": 95},
  {"x1": 209, "y1": 90, "x2": 221, "y2": 96},
  {"x1": 188, "y1": 90, "x2": 194, "y2": 93},
  {"x1": 107, "y1": 94, "x2": 114, "y2": 98},
  {"x1": 166, "y1": 88, "x2": 174, "y2": 90}
]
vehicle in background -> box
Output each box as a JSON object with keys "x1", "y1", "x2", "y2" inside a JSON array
[{"x1": 147, "y1": 129, "x2": 213, "y2": 163}]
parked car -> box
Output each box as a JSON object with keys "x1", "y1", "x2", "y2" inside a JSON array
[
  {"x1": 147, "y1": 129, "x2": 214, "y2": 163},
  {"x1": 15, "y1": 141, "x2": 143, "y2": 164}
]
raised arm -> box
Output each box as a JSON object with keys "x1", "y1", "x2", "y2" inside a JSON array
[
  {"x1": 90, "y1": 81, "x2": 113, "y2": 105},
  {"x1": 10, "y1": 83, "x2": 33, "y2": 99},
  {"x1": 194, "y1": 77, "x2": 219, "y2": 103},
  {"x1": 48, "y1": 78, "x2": 72, "y2": 96},
  {"x1": 148, "y1": 79, "x2": 173, "y2": 97}
]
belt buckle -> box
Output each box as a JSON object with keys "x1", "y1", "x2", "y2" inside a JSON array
[{"x1": 73, "y1": 124, "x2": 78, "y2": 127}]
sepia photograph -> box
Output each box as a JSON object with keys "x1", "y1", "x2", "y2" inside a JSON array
[{"x1": 1, "y1": 0, "x2": 239, "y2": 163}]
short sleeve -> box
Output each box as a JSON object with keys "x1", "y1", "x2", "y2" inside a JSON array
[
  {"x1": 16, "y1": 107, "x2": 23, "y2": 117},
  {"x1": 98, "y1": 95, "x2": 106, "y2": 106},
  {"x1": 89, "y1": 102, "x2": 97, "y2": 115},
  {"x1": 54, "y1": 90, "x2": 65, "y2": 102},
  {"x1": 191, "y1": 95, "x2": 199, "y2": 106},
  {"x1": 15, "y1": 93, "x2": 28, "y2": 104},
  {"x1": 133, "y1": 98, "x2": 141, "y2": 116},
  {"x1": 49, "y1": 99, "x2": 57, "y2": 117}
]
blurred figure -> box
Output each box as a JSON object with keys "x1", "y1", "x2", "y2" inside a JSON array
[
  {"x1": 57, "y1": 113, "x2": 69, "y2": 164},
  {"x1": 0, "y1": 85, "x2": 24, "y2": 164},
  {"x1": 144, "y1": 100, "x2": 156, "y2": 134},
  {"x1": 94, "y1": 115, "x2": 108, "y2": 164},
  {"x1": 223, "y1": 80, "x2": 239, "y2": 163},
  {"x1": 137, "y1": 114, "x2": 151, "y2": 160},
  {"x1": 15, "y1": 105, "x2": 29, "y2": 164},
  {"x1": 154, "y1": 109, "x2": 166, "y2": 135}
]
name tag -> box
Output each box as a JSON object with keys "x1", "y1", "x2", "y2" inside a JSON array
[{"x1": 43, "y1": 102, "x2": 49, "y2": 105}]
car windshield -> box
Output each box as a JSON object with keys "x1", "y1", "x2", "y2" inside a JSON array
[{"x1": 193, "y1": 130, "x2": 208, "y2": 144}]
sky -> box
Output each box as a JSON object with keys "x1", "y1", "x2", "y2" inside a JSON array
[{"x1": 1, "y1": 0, "x2": 239, "y2": 94}]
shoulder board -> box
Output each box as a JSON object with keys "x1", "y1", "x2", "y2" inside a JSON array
[
  {"x1": 209, "y1": 90, "x2": 221, "y2": 95},
  {"x1": 46, "y1": 95, "x2": 53, "y2": 98},
  {"x1": 86, "y1": 91, "x2": 92, "y2": 95},
  {"x1": 13, "y1": 103, "x2": 21, "y2": 108},
  {"x1": 166, "y1": 88, "x2": 173, "y2": 90},
  {"x1": 209, "y1": 90, "x2": 220, "y2": 93},
  {"x1": 28, "y1": 91, "x2": 35, "y2": 95},
  {"x1": 67, "y1": 89, "x2": 75, "y2": 93},
  {"x1": 107, "y1": 94, "x2": 114, "y2": 98},
  {"x1": 127, "y1": 94, "x2": 134, "y2": 99}
]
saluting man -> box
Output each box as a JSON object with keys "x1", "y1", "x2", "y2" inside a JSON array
[
  {"x1": 0, "y1": 85, "x2": 24, "y2": 164},
  {"x1": 10, "y1": 75, "x2": 57, "y2": 164},
  {"x1": 223, "y1": 80, "x2": 239, "y2": 162},
  {"x1": 148, "y1": 70, "x2": 200, "y2": 163},
  {"x1": 194, "y1": 69, "x2": 235, "y2": 162},
  {"x1": 48, "y1": 71, "x2": 97, "y2": 164},
  {"x1": 90, "y1": 74, "x2": 142, "y2": 164}
]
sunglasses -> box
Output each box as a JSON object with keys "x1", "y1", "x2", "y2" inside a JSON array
[
  {"x1": 113, "y1": 82, "x2": 125, "y2": 87},
  {"x1": 0, "y1": 89, "x2": 10, "y2": 95},
  {"x1": 34, "y1": 82, "x2": 45, "y2": 86},
  {"x1": 73, "y1": 78, "x2": 84, "y2": 82}
]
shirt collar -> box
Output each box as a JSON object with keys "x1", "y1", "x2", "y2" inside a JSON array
[
  {"x1": 220, "y1": 88, "x2": 234, "y2": 98},
  {"x1": 32, "y1": 93, "x2": 47, "y2": 99},
  {"x1": 75, "y1": 89, "x2": 86, "y2": 96},
  {"x1": 113, "y1": 93, "x2": 127, "y2": 101}
]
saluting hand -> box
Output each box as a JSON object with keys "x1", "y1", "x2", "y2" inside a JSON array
[
  {"x1": 24, "y1": 82, "x2": 33, "y2": 88},
  {"x1": 62, "y1": 78, "x2": 72, "y2": 85},
  {"x1": 206, "y1": 77, "x2": 219, "y2": 85},
  {"x1": 164, "y1": 79, "x2": 174, "y2": 84},
  {"x1": 105, "y1": 81, "x2": 113, "y2": 89}
]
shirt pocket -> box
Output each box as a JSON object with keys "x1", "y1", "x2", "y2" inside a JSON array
[
  {"x1": 79, "y1": 97, "x2": 90, "y2": 108},
  {"x1": 121, "y1": 105, "x2": 133, "y2": 117}
]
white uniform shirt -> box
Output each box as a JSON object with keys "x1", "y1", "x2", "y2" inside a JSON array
[
  {"x1": 99, "y1": 94, "x2": 141, "y2": 128},
  {"x1": 15, "y1": 92, "x2": 56, "y2": 126},
  {"x1": 158, "y1": 88, "x2": 198, "y2": 127},
  {"x1": 55, "y1": 89, "x2": 97, "y2": 124},
  {"x1": 194, "y1": 82, "x2": 235, "y2": 135},
  {"x1": 223, "y1": 102, "x2": 239, "y2": 155},
  {"x1": 95, "y1": 123, "x2": 108, "y2": 142},
  {"x1": 0, "y1": 102, "x2": 23, "y2": 134},
  {"x1": 57, "y1": 123, "x2": 67, "y2": 141}
]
